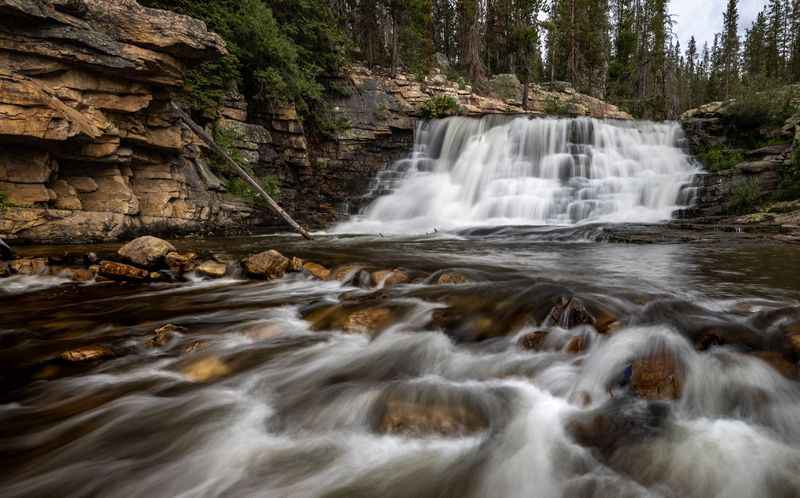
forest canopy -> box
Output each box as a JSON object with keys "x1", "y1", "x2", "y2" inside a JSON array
[{"x1": 144, "y1": 0, "x2": 800, "y2": 121}]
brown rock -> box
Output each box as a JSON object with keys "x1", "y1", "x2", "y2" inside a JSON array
[
  {"x1": 518, "y1": 330, "x2": 549, "y2": 351},
  {"x1": 630, "y1": 350, "x2": 683, "y2": 401},
  {"x1": 564, "y1": 335, "x2": 589, "y2": 354},
  {"x1": 435, "y1": 271, "x2": 469, "y2": 285},
  {"x1": 118, "y1": 235, "x2": 176, "y2": 268},
  {"x1": 61, "y1": 267, "x2": 95, "y2": 282},
  {"x1": 60, "y1": 345, "x2": 114, "y2": 362},
  {"x1": 372, "y1": 388, "x2": 490, "y2": 437},
  {"x1": 9, "y1": 257, "x2": 48, "y2": 275},
  {"x1": 289, "y1": 256, "x2": 304, "y2": 272},
  {"x1": 183, "y1": 356, "x2": 230, "y2": 382},
  {"x1": 242, "y1": 250, "x2": 290, "y2": 279},
  {"x1": 195, "y1": 260, "x2": 227, "y2": 278},
  {"x1": 342, "y1": 307, "x2": 394, "y2": 334},
  {"x1": 164, "y1": 251, "x2": 198, "y2": 273},
  {"x1": 98, "y1": 260, "x2": 149, "y2": 281},
  {"x1": 147, "y1": 323, "x2": 186, "y2": 348},
  {"x1": 303, "y1": 261, "x2": 331, "y2": 280},
  {"x1": 372, "y1": 269, "x2": 411, "y2": 287}
]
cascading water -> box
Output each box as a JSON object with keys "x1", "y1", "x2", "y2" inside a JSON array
[{"x1": 336, "y1": 116, "x2": 699, "y2": 234}]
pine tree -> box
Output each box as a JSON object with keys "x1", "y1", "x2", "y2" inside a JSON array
[
  {"x1": 720, "y1": 0, "x2": 740, "y2": 98},
  {"x1": 766, "y1": 0, "x2": 786, "y2": 79}
]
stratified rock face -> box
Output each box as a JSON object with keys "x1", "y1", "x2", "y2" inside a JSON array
[{"x1": 0, "y1": 0, "x2": 253, "y2": 242}]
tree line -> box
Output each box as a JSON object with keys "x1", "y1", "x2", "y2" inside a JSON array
[
  {"x1": 141, "y1": 0, "x2": 800, "y2": 123},
  {"x1": 335, "y1": 0, "x2": 800, "y2": 119}
]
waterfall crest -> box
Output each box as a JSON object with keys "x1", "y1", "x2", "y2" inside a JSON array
[{"x1": 336, "y1": 116, "x2": 698, "y2": 234}]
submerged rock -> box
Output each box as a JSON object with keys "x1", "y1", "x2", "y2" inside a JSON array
[
  {"x1": 98, "y1": 260, "x2": 150, "y2": 281},
  {"x1": 195, "y1": 260, "x2": 227, "y2": 278},
  {"x1": 518, "y1": 330, "x2": 549, "y2": 351},
  {"x1": 60, "y1": 345, "x2": 115, "y2": 362},
  {"x1": 147, "y1": 324, "x2": 187, "y2": 348},
  {"x1": 372, "y1": 269, "x2": 411, "y2": 287},
  {"x1": 306, "y1": 303, "x2": 400, "y2": 336},
  {"x1": 433, "y1": 271, "x2": 469, "y2": 285},
  {"x1": 242, "y1": 250, "x2": 290, "y2": 279},
  {"x1": 750, "y1": 351, "x2": 799, "y2": 379},
  {"x1": 9, "y1": 257, "x2": 49, "y2": 275},
  {"x1": 182, "y1": 356, "x2": 230, "y2": 382},
  {"x1": 118, "y1": 236, "x2": 176, "y2": 268},
  {"x1": 630, "y1": 350, "x2": 684, "y2": 401},
  {"x1": 165, "y1": 251, "x2": 198, "y2": 273}
]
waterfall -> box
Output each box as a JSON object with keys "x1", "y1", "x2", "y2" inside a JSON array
[{"x1": 336, "y1": 116, "x2": 699, "y2": 234}]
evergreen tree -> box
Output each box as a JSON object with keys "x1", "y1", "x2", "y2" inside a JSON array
[{"x1": 720, "y1": 0, "x2": 741, "y2": 98}]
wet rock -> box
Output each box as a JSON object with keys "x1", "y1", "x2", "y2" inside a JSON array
[
  {"x1": 0, "y1": 262, "x2": 9, "y2": 278},
  {"x1": 518, "y1": 330, "x2": 549, "y2": 351},
  {"x1": 98, "y1": 260, "x2": 149, "y2": 281},
  {"x1": 372, "y1": 269, "x2": 411, "y2": 287},
  {"x1": 60, "y1": 345, "x2": 115, "y2": 362},
  {"x1": 342, "y1": 307, "x2": 394, "y2": 334},
  {"x1": 303, "y1": 261, "x2": 331, "y2": 280},
  {"x1": 0, "y1": 239, "x2": 14, "y2": 261},
  {"x1": 117, "y1": 236, "x2": 176, "y2": 268},
  {"x1": 183, "y1": 356, "x2": 230, "y2": 382},
  {"x1": 630, "y1": 350, "x2": 684, "y2": 401},
  {"x1": 241, "y1": 250, "x2": 290, "y2": 279},
  {"x1": 564, "y1": 335, "x2": 589, "y2": 354},
  {"x1": 331, "y1": 264, "x2": 374, "y2": 287},
  {"x1": 751, "y1": 352, "x2": 799, "y2": 379},
  {"x1": 62, "y1": 267, "x2": 95, "y2": 282},
  {"x1": 184, "y1": 340, "x2": 208, "y2": 354},
  {"x1": 164, "y1": 251, "x2": 198, "y2": 273},
  {"x1": 195, "y1": 260, "x2": 227, "y2": 278},
  {"x1": 9, "y1": 257, "x2": 49, "y2": 275},
  {"x1": 370, "y1": 385, "x2": 491, "y2": 437},
  {"x1": 147, "y1": 323, "x2": 187, "y2": 348},
  {"x1": 565, "y1": 396, "x2": 672, "y2": 456},
  {"x1": 434, "y1": 271, "x2": 469, "y2": 285},
  {"x1": 547, "y1": 295, "x2": 619, "y2": 333},
  {"x1": 290, "y1": 256, "x2": 304, "y2": 272},
  {"x1": 305, "y1": 302, "x2": 401, "y2": 336}
]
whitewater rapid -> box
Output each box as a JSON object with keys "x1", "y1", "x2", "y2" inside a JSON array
[{"x1": 336, "y1": 116, "x2": 698, "y2": 234}]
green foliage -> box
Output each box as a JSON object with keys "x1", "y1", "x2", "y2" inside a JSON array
[
  {"x1": 419, "y1": 95, "x2": 460, "y2": 119},
  {"x1": 723, "y1": 87, "x2": 798, "y2": 131},
  {"x1": 544, "y1": 96, "x2": 572, "y2": 116},
  {"x1": 210, "y1": 125, "x2": 244, "y2": 172},
  {"x1": 697, "y1": 146, "x2": 745, "y2": 172},
  {"x1": 225, "y1": 176, "x2": 281, "y2": 205},
  {"x1": 728, "y1": 178, "x2": 763, "y2": 214}
]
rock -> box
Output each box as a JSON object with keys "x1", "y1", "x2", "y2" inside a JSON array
[
  {"x1": 372, "y1": 269, "x2": 411, "y2": 287},
  {"x1": 0, "y1": 238, "x2": 14, "y2": 260},
  {"x1": 183, "y1": 340, "x2": 208, "y2": 354},
  {"x1": 302, "y1": 261, "x2": 331, "y2": 280},
  {"x1": 195, "y1": 260, "x2": 227, "y2": 278},
  {"x1": 630, "y1": 350, "x2": 684, "y2": 401},
  {"x1": 546, "y1": 296, "x2": 619, "y2": 334},
  {"x1": 564, "y1": 335, "x2": 589, "y2": 354},
  {"x1": 98, "y1": 260, "x2": 149, "y2": 281},
  {"x1": 9, "y1": 257, "x2": 48, "y2": 275},
  {"x1": 434, "y1": 271, "x2": 469, "y2": 285},
  {"x1": 164, "y1": 251, "x2": 198, "y2": 273},
  {"x1": 147, "y1": 323, "x2": 186, "y2": 348},
  {"x1": 241, "y1": 249, "x2": 290, "y2": 279},
  {"x1": 342, "y1": 307, "x2": 394, "y2": 334},
  {"x1": 0, "y1": 262, "x2": 9, "y2": 277},
  {"x1": 118, "y1": 235, "x2": 176, "y2": 268},
  {"x1": 183, "y1": 356, "x2": 230, "y2": 382},
  {"x1": 518, "y1": 330, "x2": 549, "y2": 351},
  {"x1": 60, "y1": 345, "x2": 114, "y2": 362},
  {"x1": 290, "y1": 256, "x2": 304, "y2": 272},
  {"x1": 61, "y1": 267, "x2": 95, "y2": 282}
]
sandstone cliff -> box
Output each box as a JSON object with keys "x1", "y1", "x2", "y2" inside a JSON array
[{"x1": 0, "y1": 0, "x2": 253, "y2": 243}]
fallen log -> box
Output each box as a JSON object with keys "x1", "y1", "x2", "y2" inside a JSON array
[{"x1": 171, "y1": 102, "x2": 312, "y2": 240}]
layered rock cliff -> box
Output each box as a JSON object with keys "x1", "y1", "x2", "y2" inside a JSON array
[
  {"x1": 0, "y1": 0, "x2": 633, "y2": 243},
  {"x1": 0, "y1": 0, "x2": 254, "y2": 243}
]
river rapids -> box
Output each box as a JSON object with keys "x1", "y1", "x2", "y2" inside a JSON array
[{"x1": 1, "y1": 117, "x2": 800, "y2": 498}]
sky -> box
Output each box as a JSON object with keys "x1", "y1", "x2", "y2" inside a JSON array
[{"x1": 670, "y1": 0, "x2": 765, "y2": 52}]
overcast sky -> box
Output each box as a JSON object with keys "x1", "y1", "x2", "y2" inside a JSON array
[{"x1": 671, "y1": 0, "x2": 766, "y2": 51}]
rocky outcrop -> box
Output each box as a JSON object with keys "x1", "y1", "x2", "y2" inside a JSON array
[
  {"x1": 679, "y1": 99, "x2": 799, "y2": 218},
  {"x1": 0, "y1": 0, "x2": 253, "y2": 243}
]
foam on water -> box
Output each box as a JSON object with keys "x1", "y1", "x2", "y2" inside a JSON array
[{"x1": 336, "y1": 116, "x2": 698, "y2": 234}]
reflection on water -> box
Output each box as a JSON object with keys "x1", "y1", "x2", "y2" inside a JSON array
[{"x1": 1, "y1": 231, "x2": 799, "y2": 498}]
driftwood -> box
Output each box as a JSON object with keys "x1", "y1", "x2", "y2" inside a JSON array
[{"x1": 171, "y1": 102, "x2": 312, "y2": 240}]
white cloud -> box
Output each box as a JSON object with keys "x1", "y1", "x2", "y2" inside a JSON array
[{"x1": 671, "y1": 0, "x2": 766, "y2": 52}]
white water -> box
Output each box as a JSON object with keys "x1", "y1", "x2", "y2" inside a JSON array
[{"x1": 336, "y1": 116, "x2": 699, "y2": 234}]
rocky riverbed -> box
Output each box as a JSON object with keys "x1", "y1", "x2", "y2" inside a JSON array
[{"x1": 1, "y1": 230, "x2": 800, "y2": 497}]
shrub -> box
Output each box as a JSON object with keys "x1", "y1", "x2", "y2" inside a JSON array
[
  {"x1": 544, "y1": 96, "x2": 572, "y2": 116},
  {"x1": 723, "y1": 86, "x2": 798, "y2": 132},
  {"x1": 776, "y1": 148, "x2": 800, "y2": 200},
  {"x1": 697, "y1": 146, "x2": 745, "y2": 172},
  {"x1": 419, "y1": 95, "x2": 460, "y2": 119},
  {"x1": 728, "y1": 178, "x2": 762, "y2": 215},
  {"x1": 210, "y1": 124, "x2": 244, "y2": 172},
  {"x1": 225, "y1": 176, "x2": 281, "y2": 205}
]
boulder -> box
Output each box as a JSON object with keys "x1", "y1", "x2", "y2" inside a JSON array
[
  {"x1": 195, "y1": 260, "x2": 227, "y2": 278},
  {"x1": 302, "y1": 261, "x2": 331, "y2": 280},
  {"x1": 518, "y1": 330, "x2": 549, "y2": 351},
  {"x1": 183, "y1": 356, "x2": 230, "y2": 382},
  {"x1": 147, "y1": 323, "x2": 186, "y2": 348},
  {"x1": 630, "y1": 350, "x2": 684, "y2": 401},
  {"x1": 751, "y1": 352, "x2": 799, "y2": 380},
  {"x1": 98, "y1": 260, "x2": 149, "y2": 281},
  {"x1": 434, "y1": 271, "x2": 469, "y2": 285},
  {"x1": 290, "y1": 256, "x2": 304, "y2": 272},
  {"x1": 117, "y1": 235, "x2": 176, "y2": 268},
  {"x1": 241, "y1": 249, "x2": 290, "y2": 279},
  {"x1": 9, "y1": 257, "x2": 48, "y2": 275}
]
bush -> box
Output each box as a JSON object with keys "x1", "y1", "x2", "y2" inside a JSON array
[
  {"x1": 724, "y1": 86, "x2": 799, "y2": 132},
  {"x1": 728, "y1": 178, "x2": 762, "y2": 215},
  {"x1": 544, "y1": 96, "x2": 572, "y2": 116},
  {"x1": 697, "y1": 146, "x2": 745, "y2": 172},
  {"x1": 419, "y1": 95, "x2": 460, "y2": 119},
  {"x1": 777, "y1": 148, "x2": 800, "y2": 200}
]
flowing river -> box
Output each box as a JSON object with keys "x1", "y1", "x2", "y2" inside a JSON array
[{"x1": 1, "y1": 117, "x2": 800, "y2": 498}]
